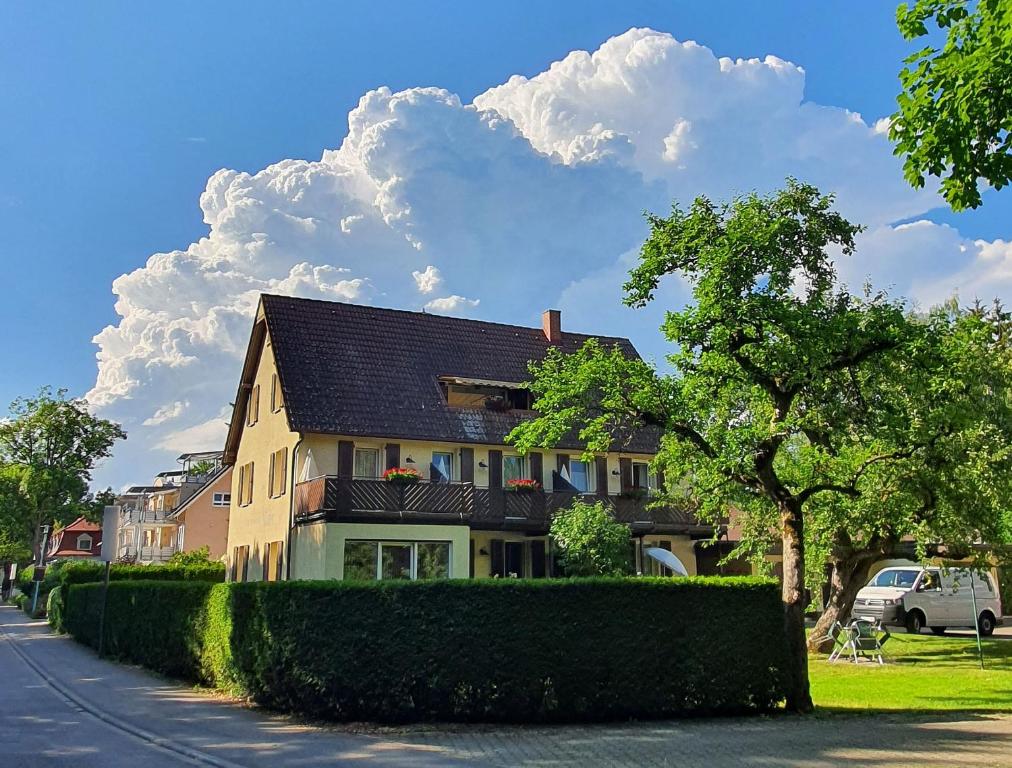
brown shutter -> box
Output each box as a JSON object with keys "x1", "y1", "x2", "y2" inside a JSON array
[
  {"x1": 338, "y1": 440, "x2": 354, "y2": 479},
  {"x1": 660, "y1": 540, "x2": 672, "y2": 552},
  {"x1": 385, "y1": 443, "x2": 400, "y2": 471},
  {"x1": 469, "y1": 539, "x2": 475, "y2": 578},
  {"x1": 530, "y1": 540, "x2": 546, "y2": 578},
  {"x1": 595, "y1": 456, "x2": 609, "y2": 496},
  {"x1": 529, "y1": 452, "x2": 543, "y2": 484},
  {"x1": 488, "y1": 450, "x2": 503, "y2": 488},
  {"x1": 490, "y1": 539, "x2": 504, "y2": 577},
  {"x1": 460, "y1": 447, "x2": 474, "y2": 483},
  {"x1": 619, "y1": 457, "x2": 633, "y2": 490}
]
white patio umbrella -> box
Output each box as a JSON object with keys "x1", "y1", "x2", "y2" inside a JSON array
[
  {"x1": 299, "y1": 448, "x2": 319, "y2": 482},
  {"x1": 644, "y1": 547, "x2": 689, "y2": 577}
]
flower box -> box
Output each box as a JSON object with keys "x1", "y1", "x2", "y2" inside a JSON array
[
  {"x1": 383, "y1": 467, "x2": 421, "y2": 485},
  {"x1": 620, "y1": 486, "x2": 648, "y2": 500},
  {"x1": 506, "y1": 478, "x2": 541, "y2": 493}
]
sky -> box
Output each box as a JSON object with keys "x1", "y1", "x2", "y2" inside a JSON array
[{"x1": 2, "y1": 1, "x2": 1011, "y2": 491}]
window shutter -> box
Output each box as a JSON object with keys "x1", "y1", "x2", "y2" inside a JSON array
[
  {"x1": 469, "y1": 539, "x2": 475, "y2": 578},
  {"x1": 338, "y1": 440, "x2": 355, "y2": 479},
  {"x1": 530, "y1": 540, "x2": 546, "y2": 578},
  {"x1": 595, "y1": 456, "x2": 609, "y2": 496},
  {"x1": 490, "y1": 539, "x2": 505, "y2": 577},
  {"x1": 529, "y1": 452, "x2": 543, "y2": 484},
  {"x1": 268, "y1": 452, "x2": 276, "y2": 497},
  {"x1": 385, "y1": 443, "x2": 400, "y2": 471},
  {"x1": 459, "y1": 447, "x2": 474, "y2": 483},
  {"x1": 660, "y1": 540, "x2": 672, "y2": 552},
  {"x1": 619, "y1": 457, "x2": 633, "y2": 490},
  {"x1": 488, "y1": 450, "x2": 503, "y2": 488}
]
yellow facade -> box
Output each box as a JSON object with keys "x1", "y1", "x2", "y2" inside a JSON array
[{"x1": 225, "y1": 314, "x2": 300, "y2": 581}]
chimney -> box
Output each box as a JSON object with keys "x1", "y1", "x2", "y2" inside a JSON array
[{"x1": 542, "y1": 309, "x2": 562, "y2": 344}]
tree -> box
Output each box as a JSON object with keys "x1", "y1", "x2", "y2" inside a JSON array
[
  {"x1": 550, "y1": 501, "x2": 633, "y2": 577},
  {"x1": 510, "y1": 181, "x2": 942, "y2": 712},
  {"x1": 892, "y1": 0, "x2": 1012, "y2": 210},
  {"x1": 168, "y1": 545, "x2": 212, "y2": 565},
  {"x1": 187, "y1": 460, "x2": 218, "y2": 477},
  {"x1": 0, "y1": 387, "x2": 126, "y2": 560}
]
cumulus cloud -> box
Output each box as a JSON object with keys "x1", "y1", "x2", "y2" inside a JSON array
[
  {"x1": 424, "y1": 295, "x2": 481, "y2": 314},
  {"x1": 412, "y1": 265, "x2": 442, "y2": 294},
  {"x1": 87, "y1": 27, "x2": 1007, "y2": 488}
]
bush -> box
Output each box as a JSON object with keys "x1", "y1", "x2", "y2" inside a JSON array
[
  {"x1": 47, "y1": 586, "x2": 66, "y2": 632},
  {"x1": 65, "y1": 576, "x2": 786, "y2": 722},
  {"x1": 57, "y1": 560, "x2": 225, "y2": 587},
  {"x1": 550, "y1": 501, "x2": 633, "y2": 576}
]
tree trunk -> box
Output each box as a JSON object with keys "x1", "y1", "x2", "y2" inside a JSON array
[
  {"x1": 808, "y1": 553, "x2": 879, "y2": 653},
  {"x1": 780, "y1": 497, "x2": 814, "y2": 713}
]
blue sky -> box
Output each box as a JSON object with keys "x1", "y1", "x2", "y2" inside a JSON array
[{"x1": 2, "y1": 1, "x2": 1010, "y2": 488}]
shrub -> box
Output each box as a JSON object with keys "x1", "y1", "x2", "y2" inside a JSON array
[
  {"x1": 57, "y1": 560, "x2": 225, "y2": 587},
  {"x1": 168, "y1": 546, "x2": 212, "y2": 565},
  {"x1": 550, "y1": 501, "x2": 633, "y2": 576},
  {"x1": 65, "y1": 577, "x2": 786, "y2": 722},
  {"x1": 47, "y1": 586, "x2": 66, "y2": 632}
]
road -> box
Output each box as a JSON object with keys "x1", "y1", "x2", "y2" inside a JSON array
[{"x1": 2, "y1": 604, "x2": 1012, "y2": 767}]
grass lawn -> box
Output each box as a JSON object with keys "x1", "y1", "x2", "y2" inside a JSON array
[{"x1": 809, "y1": 632, "x2": 1012, "y2": 713}]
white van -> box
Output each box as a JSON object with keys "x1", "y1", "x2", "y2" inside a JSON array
[{"x1": 851, "y1": 566, "x2": 1003, "y2": 636}]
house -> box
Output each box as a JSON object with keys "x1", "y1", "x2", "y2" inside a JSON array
[
  {"x1": 114, "y1": 452, "x2": 225, "y2": 563},
  {"x1": 166, "y1": 465, "x2": 233, "y2": 560},
  {"x1": 222, "y1": 294, "x2": 712, "y2": 583},
  {"x1": 47, "y1": 516, "x2": 102, "y2": 561}
]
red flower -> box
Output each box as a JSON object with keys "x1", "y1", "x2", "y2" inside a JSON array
[{"x1": 506, "y1": 478, "x2": 541, "y2": 491}]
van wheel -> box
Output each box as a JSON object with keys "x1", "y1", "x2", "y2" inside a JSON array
[
  {"x1": 905, "y1": 611, "x2": 924, "y2": 634},
  {"x1": 978, "y1": 612, "x2": 996, "y2": 637},
  {"x1": 930, "y1": 626, "x2": 946, "y2": 636}
]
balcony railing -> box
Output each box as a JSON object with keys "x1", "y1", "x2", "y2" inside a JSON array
[
  {"x1": 117, "y1": 544, "x2": 176, "y2": 563},
  {"x1": 119, "y1": 509, "x2": 175, "y2": 525},
  {"x1": 294, "y1": 476, "x2": 704, "y2": 533}
]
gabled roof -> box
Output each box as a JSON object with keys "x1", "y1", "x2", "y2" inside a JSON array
[
  {"x1": 167, "y1": 466, "x2": 232, "y2": 520},
  {"x1": 224, "y1": 295, "x2": 659, "y2": 463}
]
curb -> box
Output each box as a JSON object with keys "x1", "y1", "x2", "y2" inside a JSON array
[{"x1": 0, "y1": 614, "x2": 247, "y2": 768}]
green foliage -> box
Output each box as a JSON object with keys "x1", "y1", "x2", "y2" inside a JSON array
[
  {"x1": 187, "y1": 460, "x2": 218, "y2": 477},
  {"x1": 47, "y1": 586, "x2": 65, "y2": 632},
  {"x1": 892, "y1": 0, "x2": 1012, "y2": 209},
  {"x1": 168, "y1": 546, "x2": 213, "y2": 566},
  {"x1": 64, "y1": 577, "x2": 786, "y2": 722},
  {"x1": 0, "y1": 387, "x2": 125, "y2": 558},
  {"x1": 550, "y1": 501, "x2": 633, "y2": 576},
  {"x1": 56, "y1": 559, "x2": 225, "y2": 587}
]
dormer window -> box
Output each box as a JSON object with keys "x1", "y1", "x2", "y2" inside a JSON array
[
  {"x1": 77, "y1": 534, "x2": 93, "y2": 551},
  {"x1": 438, "y1": 377, "x2": 533, "y2": 411}
]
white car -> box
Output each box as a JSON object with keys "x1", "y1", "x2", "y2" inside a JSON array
[{"x1": 851, "y1": 565, "x2": 1003, "y2": 636}]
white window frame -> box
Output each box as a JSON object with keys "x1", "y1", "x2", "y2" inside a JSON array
[
  {"x1": 212, "y1": 492, "x2": 231, "y2": 507},
  {"x1": 354, "y1": 447, "x2": 380, "y2": 479},
  {"x1": 431, "y1": 451, "x2": 454, "y2": 483},
  {"x1": 503, "y1": 454, "x2": 527, "y2": 484},
  {"x1": 76, "y1": 534, "x2": 93, "y2": 551},
  {"x1": 631, "y1": 461, "x2": 654, "y2": 491},
  {"x1": 568, "y1": 457, "x2": 596, "y2": 494}
]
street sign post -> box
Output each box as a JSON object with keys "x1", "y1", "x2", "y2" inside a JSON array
[
  {"x1": 30, "y1": 525, "x2": 51, "y2": 616},
  {"x1": 96, "y1": 506, "x2": 118, "y2": 657}
]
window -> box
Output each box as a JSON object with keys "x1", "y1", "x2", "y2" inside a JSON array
[
  {"x1": 354, "y1": 448, "x2": 379, "y2": 478},
  {"x1": 269, "y1": 448, "x2": 287, "y2": 498},
  {"x1": 246, "y1": 384, "x2": 260, "y2": 426},
  {"x1": 232, "y1": 545, "x2": 249, "y2": 582},
  {"x1": 238, "y1": 462, "x2": 254, "y2": 506},
  {"x1": 263, "y1": 540, "x2": 284, "y2": 582},
  {"x1": 212, "y1": 492, "x2": 231, "y2": 507},
  {"x1": 143, "y1": 528, "x2": 172, "y2": 548},
  {"x1": 431, "y1": 452, "x2": 453, "y2": 483},
  {"x1": 270, "y1": 373, "x2": 283, "y2": 413},
  {"x1": 568, "y1": 459, "x2": 596, "y2": 493},
  {"x1": 870, "y1": 569, "x2": 920, "y2": 588},
  {"x1": 632, "y1": 462, "x2": 652, "y2": 490},
  {"x1": 76, "y1": 534, "x2": 92, "y2": 551},
  {"x1": 343, "y1": 540, "x2": 451, "y2": 581},
  {"x1": 441, "y1": 382, "x2": 533, "y2": 410},
  {"x1": 503, "y1": 455, "x2": 526, "y2": 484}
]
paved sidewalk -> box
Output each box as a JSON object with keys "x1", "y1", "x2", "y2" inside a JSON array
[{"x1": 3, "y1": 604, "x2": 1012, "y2": 767}]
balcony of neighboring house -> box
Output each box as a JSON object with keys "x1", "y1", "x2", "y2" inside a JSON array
[{"x1": 293, "y1": 475, "x2": 707, "y2": 535}]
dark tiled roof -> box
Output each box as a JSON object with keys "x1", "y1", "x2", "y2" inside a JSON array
[{"x1": 261, "y1": 295, "x2": 659, "y2": 453}]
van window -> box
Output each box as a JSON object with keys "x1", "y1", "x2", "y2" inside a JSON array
[{"x1": 870, "y1": 569, "x2": 919, "y2": 588}]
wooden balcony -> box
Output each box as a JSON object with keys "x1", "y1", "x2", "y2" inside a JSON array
[{"x1": 294, "y1": 476, "x2": 706, "y2": 534}]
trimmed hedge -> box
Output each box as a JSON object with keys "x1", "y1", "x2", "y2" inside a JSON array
[
  {"x1": 57, "y1": 560, "x2": 225, "y2": 586},
  {"x1": 66, "y1": 577, "x2": 786, "y2": 722}
]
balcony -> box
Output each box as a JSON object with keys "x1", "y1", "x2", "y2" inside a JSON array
[
  {"x1": 119, "y1": 509, "x2": 175, "y2": 525},
  {"x1": 294, "y1": 477, "x2": 706, "y2": 534},
  {"x1": 117, "y1": 544, "x2": 176, "y2": 563}
]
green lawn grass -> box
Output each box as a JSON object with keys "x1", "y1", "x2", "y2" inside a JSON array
[{"x1": 809, "y1": 632, "x2": 1012, "y2": 712}]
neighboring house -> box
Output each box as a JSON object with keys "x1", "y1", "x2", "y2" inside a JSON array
[
  {"x1": 114, "y1": 452, "x2": 225, "y2": 563},
  {"x1": 166, "y1": 466, "x2": 233, "y2": 560},
  {"x1": 222, "y1": 294, "x2": 712, "y2": 584},
  {"x1": 47, "y1": 516, "x2": 102, "y2": 561}
]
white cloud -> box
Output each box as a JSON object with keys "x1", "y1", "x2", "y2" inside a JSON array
[
  {"x1": 87, "y1": 27, "x2": 1006, "y2": 488},
  {"x1": 412, "y1": 265, "x2": 442, "y2": 294},
  {"x1": 156, "y1": 408, "x2": 231, "y2": 454},
  {"x1": 424, "y1": 295, "x2": 481, "y2": 314},
  {"x1": 142, "y1": 400, "x2": 188, "y2": 426}
]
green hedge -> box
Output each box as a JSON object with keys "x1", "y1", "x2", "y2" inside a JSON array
[
  {"x1": 65, "y1": 577, "x2": 786, "y2": 722},
  {"x1": 57, "y1": 560, "x2": 225, "y2": 586},
  {"x1": 65, "y1": 577, "x2": 787, "y2": 721}
]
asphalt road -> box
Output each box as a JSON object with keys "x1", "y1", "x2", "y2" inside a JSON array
[{"x1": 3, "y1": 604, "x2": 1012, "y2": 767}]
